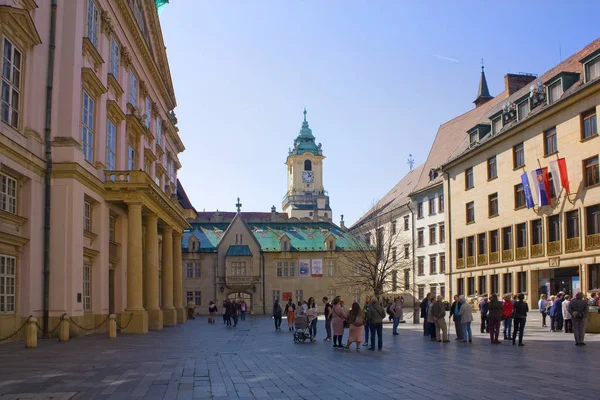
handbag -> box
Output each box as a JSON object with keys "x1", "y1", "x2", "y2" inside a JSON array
[{"x1": 333, "y1": 307, "x2": 349, "y2": 329}]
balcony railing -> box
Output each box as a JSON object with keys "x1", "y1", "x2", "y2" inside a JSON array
[
  {"x1": 547, "y1": 241, "x2": 561, "y2": 256},
  {"x1": 456, "y1": 258, "x2": 464, "y2": 269},
  {"x1": 502, "y1": 249, "x2": 513, "y2": 262},
  {"x1": 467, "y1": 256, "x2": 475, "y2": 267},
  {"x1": 489, "y1": 252, "x2": 499, "y2": 264},
  {"x1": 516, "y1": 247, "x2": 528, "y2": 260},
  {"x1": 226, "y1": 276, "x2": 253, "y2": 285},
  {"x1": 586, "y1": 233, "x2": 600, "y2": 250},
  {"x1": 477, "y1": 254, "x2": 487, "y2": 266},
  {"x1": 566, "y1": 237, "x2": 581, "y2": 253},
  {"x1": 530, "y1": 243, "x2": 544, "y2": 258}
]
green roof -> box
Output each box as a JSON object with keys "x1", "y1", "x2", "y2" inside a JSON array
[
  {"x1": 287, "y1": 109, "x2": 322, "y2": 160},
  {"x1": 182, "y1": 221, "x2": 355, "y2": 253},
  {"x1": 226, "y1": 245, "x2": 252, "y2": 257}
]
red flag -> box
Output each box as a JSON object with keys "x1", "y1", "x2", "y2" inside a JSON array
[{"x1": 557, "y1": 158, "x2": 570, "y2": 195}]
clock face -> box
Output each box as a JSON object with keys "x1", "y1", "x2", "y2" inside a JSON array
[{"x1": 302, "y1": 171, "x2": 314, "y2": 183}]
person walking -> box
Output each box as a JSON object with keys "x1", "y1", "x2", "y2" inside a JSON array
[
  {"x1": 231, "y1": 301, "x2": 240, "y2": 327},
  {"x1": 322, "y1": 297, "x2": 332, "y2": 341},
  {"x1": 390, "y1": 297, "x2": 403, "y2": 336},
  {"x1": 345, "y1": 302, "x2": 365, "y2": 352},
  {"x1": 273, "y1": 299, "x2": 283, "y2": 331},
  {"x1": 240, "y1": 300, "x2": 247, "y2": 321},
  {"x1": 502, "y1": 294, "x2": 513, "y2": 341},
  {"x1": 512, "y1": 293, "x2": 528, "y2": 346},
  {"x1": 432, "y1": 295, "x2": 449, "y2": 343},
  {"x1": 538, "y1": 294, "x2": 548, "y2": 327},
  {"x1": 307, "y1": 297, "x2": 318, "y2": 339},
  {"x1": 488, "y1": 294, "x2": 503, "y2": 344},
  {"x1": 208, "y1": 301, "x2": 217, "y2": 324},
  {"x1": 449, "y1": 295, "x2": 463, "y2": 340},
  {"x1": 420, "y1": 293, "x2": 432, "y2": 336},
  {"x1": 458, "y1": 295, "x2": 473, "y2": 343},
  {"x1": 222, "y1": 300, "x2": 229, "y2": 325},
  {"x1": 479, "y1": 295, "x2": 489, "y2": 334},
  {"x1": 366, "y1": 298, "x2": 385, "y2": 351},
  {"x1": 331, "y1": 297, "x2": 348, "y2": 349},
  {"x1": 562, "y1": 295, "x2": 572, "y2": 334},
  {"x1": 552, "y1": 292, "x2": 565, "y2": 332},
  {"x1": 569, "y1": 292, "x2": 589, "y2": 346},
  {"x1": 284, "y1": 299, "x2": 296, "y2": 331}
]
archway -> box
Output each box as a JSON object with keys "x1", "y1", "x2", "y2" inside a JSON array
[{"x1": 227, "y1": 292, "x2": 252, "y2": 312}]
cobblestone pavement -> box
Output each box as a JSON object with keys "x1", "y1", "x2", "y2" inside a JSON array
[{"x1": 1, "y1": 312, "x2": 599, "y2": 400}]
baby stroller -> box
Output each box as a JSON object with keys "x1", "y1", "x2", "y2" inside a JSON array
[{"x1": 293, "y1": 314, "x2": 314, "y2": 343}]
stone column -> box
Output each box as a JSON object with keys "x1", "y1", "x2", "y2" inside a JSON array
[
  {"x1": 173, "y1": 231, "x2": 185, "y2": 323},
  {"x1": 144, "y1": 213, "x2": 163, "y2": 330},
  {"x1": 527, "y1": 269, "x2": 538, "y2": 309},
  {"x1": 499, "y1": 273, "x2": 506, "y2": 297},
  {"x1": 161, "y1": 226, "x2": 176, "y2": 325},
  {"x1": 124, "y1": 202, "x2": 148, "y2": 334}
]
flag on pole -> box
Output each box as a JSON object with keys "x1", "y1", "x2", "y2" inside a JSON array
[
  {"x1": 532, "y1": 168, "x2": 552, "y2": 206},
  {"x1": 521, "y1": 172, "x2": 535, "y2": 209},
  {"x1": 557, "y1": 158, "x2": 570, "y2": 194},
  {"x1": 548, "y1": 160, "x2": 562, "y2": 196}
]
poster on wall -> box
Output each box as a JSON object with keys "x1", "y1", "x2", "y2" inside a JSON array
[
  {"x1": 573, "y1": 276, "x2": 581, "y2": 295},
  {"x1": 299, "y1": 260, "x2": 310, "y2": 277},
  {"x1": 282, "y1": 292, "x2": 292, "y2": 301},
  {"x1": 311, "y1": 259, "x2": 323, "y2": 277}
]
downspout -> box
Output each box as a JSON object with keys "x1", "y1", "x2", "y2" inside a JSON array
[
  {"x1": 43, "y1": 0, "x2": 58, "y2": 338},
  {"x1": 406, "y1": 202, "x2": 418, "y2": 323},
  {"x1": 261, "y1": 252, "x2": 266, "y2": 314},
  {"x1": 445, "y1": 173, "x2": 453, "y2": 301}
]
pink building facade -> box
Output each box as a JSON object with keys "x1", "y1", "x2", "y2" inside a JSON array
[{"x1": 0, "y1": 0, "x2": 192, "y2": 342}]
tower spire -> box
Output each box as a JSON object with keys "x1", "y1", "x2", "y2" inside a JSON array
[
  {"x1": 303, "y1": 107, "x2": 307, "y2": 122},
  {"x1": 474, "y1": 59, "x2": 493, "y2": 107}
]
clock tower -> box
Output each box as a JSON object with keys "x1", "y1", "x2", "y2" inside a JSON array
[{"x1": 282, "y1": 109, "x2": 332, "y2": 221}]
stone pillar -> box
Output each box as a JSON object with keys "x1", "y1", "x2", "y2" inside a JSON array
[
  {"x1": 161, "y1": 226, "x2": 176, "y2": 325},
  {"x1": 499, "y1": 273, "x2": 506, "y2": 297},
  {"x1": 173, "y1": 231, "x2": 185, "y2": 323},
  {"x1": 512, "y1": 271, "x2": 519, "y2": 296},
  {"x1": 144, "y1": 213, "x2": 163, "y2": 330},
  {"x1": 486, "y1": 273, "x2": 493, "y2": 297},
  {"x1": 123, "y1": 202, "x2": 148, "y2": 334},
  {"x1": 108, "y1": 314, "x2": 117, "y2": 338},
  {"x1": 59, "y1": 315, "x2": 69, "y2": 342},
  {"x1": 527, "y1": 269, "x2": 538, "y2": 309}
]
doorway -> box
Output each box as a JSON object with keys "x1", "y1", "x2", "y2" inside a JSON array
[{"x1": 228, "y1": 292, "x2": 252, "y2": 312}]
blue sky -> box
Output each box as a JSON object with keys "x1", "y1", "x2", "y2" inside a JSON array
[{"x1": 160, "y1": 1, "x2": 600, "y2": 226}]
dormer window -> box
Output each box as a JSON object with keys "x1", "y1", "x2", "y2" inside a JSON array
[
  {"x1": 428, "y1": 169, "x2": 438, "y2": 181},
  {"x1": 517, "y1": 99, "x2": 530, "y2": 120},
  {"x1": 548, "y1": 80, "x2": 563, "y2": 104},
  {"x1": 492, "y1": 117, "x2": 502, "y2": 134},
  {"x1": 468, "y1": 125, "x2": 491, "y2": 147},
  {"x1": 469, "y1": 131, "x2": 478, "y2": 147},
  {"x1": 501, "y1": 102, "x2": 517, "y2": 125},
  {"x1": 583, "y1": 54, "x2": 600, "y2": 83}
]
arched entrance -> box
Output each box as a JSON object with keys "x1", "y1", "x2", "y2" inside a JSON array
[{"x1": 228, "y1": 292, "x2": 252, "y2": 312}]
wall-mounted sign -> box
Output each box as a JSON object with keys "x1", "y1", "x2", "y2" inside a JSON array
[
  {"x1": 311, "y1": 259, "x2": 323, "y2": 277},
  {"x1": 299, "y1": 260, "x2": 310, "y2": 277},
  {"x1": 282, "y1": 292, "x2": 292, "y2": 301}
]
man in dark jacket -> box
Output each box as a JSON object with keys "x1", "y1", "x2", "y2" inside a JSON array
[
  {"x1": 479, "y1": 295, "x2": 489, "y2": 333},
  {"x1": 366, "y1": 298, "x2": 386, "y2": 350},
  {"x1": 551, "y1": 292, "x2": 564, "y2": 332},
  {"x1": 420, "y1": 293, "x2": 432, "y2": 336},
  {"x1": 569, "y1": 292, "x2": 589, "y2": 345},
  {"x1": 449, "y1": 295, "x2": 463, "y2": 340}
]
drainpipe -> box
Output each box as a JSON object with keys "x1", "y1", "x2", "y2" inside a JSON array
[
  {"x1": 261, "y1": 252, "x2": 266, "y2": 314},
  {"x1": 42, "y1": 0, "x2": 58, "y2": 338},
  {"x1": 445, "y1": 173, "x2": 453, "y2": 301},
  {"x1": 406, "y1": 202, "x2": 418, "y2": 324}
]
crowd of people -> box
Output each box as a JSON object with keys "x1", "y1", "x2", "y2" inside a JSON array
[{"x1": 193, "y1": 299, "x2": 249, "y2": 327}]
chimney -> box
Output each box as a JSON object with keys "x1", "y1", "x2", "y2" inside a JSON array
[
  {"x1": 270, "y1": 205, "x2": 278, "y2": 222},
  {"x1": 504, "y1": 73, "x2": 536, "y2": 96}
]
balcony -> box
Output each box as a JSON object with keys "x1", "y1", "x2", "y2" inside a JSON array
[
  {"x1": 467, "y1": 256, "x2": 475, "y2": 268},
  {"x1": 226, "y1": 276, "x2": 253, "y2": 285},
  {"x1": 456, "y1": 258, "x2": 465, "y2": 269},
  {"x1": 547, "y1": 241, "x2": 561, "y2": 256},
  {"x1": 531, "y1": 243, "x2": 544, "y2": 258},
  {"x1": 489, "y1": 252, "x2": 499, "y2": 264},
  {"x1": 516, "y1": 247, "x2": 528, "y2": 260},
  {"x1": 586, "y1": 233, "x2": 600, "y2": 250},
  {"x1": 477, "y1": 254, "x2": 487, "y2": 266},
  {"x1": 502, "y1": 249, "x2": 513, "y2": 262},
  {"x1": 565, "y1": 237, "x2": 581, "y2": 253}
]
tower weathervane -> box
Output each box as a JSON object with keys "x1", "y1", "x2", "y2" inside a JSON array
[
  {"x1": 407, "y1": 154, "x2": 415, "y2": 171},
  {"x1": 481, "y1": 58, "x2": 484, "y2": 71},
  {"x1": 236, "y1": 197, "x2": 242, "y2": 213}
]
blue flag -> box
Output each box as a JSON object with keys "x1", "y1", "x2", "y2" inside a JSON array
[{"x1": 521, "y1": 172, "x2": 535, "y2": 209}]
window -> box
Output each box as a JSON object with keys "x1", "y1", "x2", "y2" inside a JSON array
[
  {"x1": 417, "y1": 257, "x2": 424, "y2": 275},
  {"x1": 548, "y1": 80, "x2": 563, "y2": 104},
  {"x1": 391, "y1": 220, "x2": 396, "y2": 235},
  {"x1": 272, "y1": 290, "x2": 280, "y2": 304},
  {"x1": 503, "y1": 273, "x2": 512, "y2": 295},
  {"x1": 531, "y1": 219, "x2": 543, "y2": 245},
  {"x1": 429, "y1": 255, "x2": 437, "y2": 274},
  {"x1": 439, "y1": 194, "x2": 444, "y2": 212},
  {"x1": 0, "y1": 255, "x2": 16, "y2": 313},
  {"x1": 144, "y1": 97, "x2": 151, "y2": 128},
  {"x1": 276, "y1": 261, "x2": 296, "y2": 277},
  {"x1": 84, "y1": 201, "x2": 91, "y2": 232},
  {"x1": 467, "y1": 277, "x2": 475, "y2": 296},
  {"x1": 439, "y1": 254, "x2": 445, "y2": 273},
  {"x1": 186, "y1": 291, "x2": 194, "y2": 304},
  {"x1": 417, "y1": 285, "x2": 425, "y2": 301},
  {"x1": 465, "y1": 167, "x2": 474, "y2": 190},
  {"x1": 544, "y1": 127, "x2": 558, "y2": 155},
  {"x1": 127, "y1": 145, "x2": 135, "y2": 170},
  {"x1": 478, "y1": 276, "x2": 487, "y2": 295},
  {"x1": 478, "y1": 233, "x2": 487, "y2": 256},
  {"x1": 0, "y1": 173, "x2": 17, "y2": 214},
  {"x1": 517, "y1": 272, "x2": 527, "y2": 293},
  {"x1": 169, "y1": 160, "x2": 175, "y2": 182},
  {"x1": 487, "y1": 156, "x2": 497, "y2": 180},
  {"x1": 1, "y1": 38, "x2": 22, "y2": 129},
  {"x1": 469, "y1": 131, "x2": 478, "y2": 147},
  {"x1": 566, "y1": 210, "x2": 579, "y2": 239},
  {"x1": 582, "y1": 108, "x2": 598, "y2": 139},
  {"x1": 83, "y1": 263, "x2": 91, "y2": 311},
  {"x1": 404, "y1": 244, "x2": 409, "y2": 259},
  {"x1": 82, "y1": 91, "x2": 94, "y2": 163},
  {"x1": 304, "y1": 159, "x2": 312, "y2": 171},
  {"x1": 513, "y1": 143, "x2": 525, "y2": 168},
  {"x1": 392, "y1": 247, "x2": 397, "y2": 262},
  {"x1": 186, "y1": 263, "x2": 194, "y2": 278},
  {"x1": 516, "y1": 223, "x2": 527, "y2": 248},
  {"x1": 86, "y1": 0, "x2": 99, "y2": 47},
  {"x1": 456, "y1": 238, "x2": 464, "y2": 259},
  {"x1": 129, "y1": 71, "x2": 137, "y2": 106},
  {"x1": 417, "y1": 229, "x2": 424, "y2": 247},
  {"x1": 517, "y1": 99, "x2": 530, "y2": 120},
  {"x1": 429, "y1": 226, "x2": 436, "y2": 245},
  {"x1": 231, "y1": 262, "x2": 246, "y2": 276},
  {"x1": 589, "y1": 264, "x2": 600, "y2": 290},
  {"x1": 490, "y1": 229, "x2": 499, "y2": 253},
  {"x1": 430, "y1": 284, "x2": 437, "y2": 298},
  {"x1": 457, "y1": 278, "x2": 464, "y2": 296},
  {"x1": 295, "y1": 289, "x2": 303, "y2": 304},
  {"x1": 417, "y1": 202, "x2": 423, "y2": 218},
  {"x1": 109, "y1": 215, "x2": 115, "y2": 242},
  {"x1": 502, "y1": 226, "x2": 513, "y2": 250},
  {"x1": 586, "y1": 205, "x2": 600, "y2": 235},
  {"x1": 440, "y1": 284, "x2": 446, "y2": 299},
  {"x1": 194, "y1": 291, "x2": 201, "y2": 306},
  {"x1": 109, "y1": 37, "x2": 119, "y2": 78},
  {"x1": 194, "y1": 263, "x2": 201, "y2": 278},
  {"x1": 466, "y1": 201, "x2": 475, "y2": 224},
  {"x1": 326, "y1": 260, "x2": 335, "y2": 276},
  {"x1": 491, "y1": 274, "x2": 499, "y2": 295},
  {"x1": 428, "y1": 197, "x2": 436, "y2": 215},
  {"x1": 488, "y1": 193, "x2": 498, "y2": 217},
  {"x1": 585, "y1": 57, "x2": 600, "y2": 82},
  {"x1": 548, "y1": 214, "x2": 560, "y2": 242},
  {"x1": 492, "y1": 117, "x2": 502, "y2": 134},
  {"x1": 439, "y1": 224, "x2": 445, "y2": 243},
  {"x1": 584, "y1": 156, "x2": 599, "y2": 187},
  {"x1": 106, "y1": 120, "x2": 117, "y2": 171},
  {"x1": 515, "y1": 184, "x2": 525, "y2": 209},
  {"x1": 403, "y1": 216, "x2": 409, "y2": 231},
  {"x1": 156, "y1": 118, "x2": 162, "y2": 147},
  {"x1": 467, "y1": 236, "x2": 475, "y2": 257}
]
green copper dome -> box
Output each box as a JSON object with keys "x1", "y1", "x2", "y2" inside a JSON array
[{"x1": 288, "y1": 109, "x2": 322, "y2": 159}]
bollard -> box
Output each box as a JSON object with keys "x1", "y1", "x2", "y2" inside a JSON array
[
  {"x1": 59, "y1": 315, "x2": 69, "y2": 342},
  {"x1": 25, "y1": 317, "x2": 37, "y2": 348},
  {"x1": 108, "y1": 314, "x2": 117, "y2": 338}
]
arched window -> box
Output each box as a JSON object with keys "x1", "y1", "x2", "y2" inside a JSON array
[{"x1": 304, "y1": 159, "x2": 312, "y2": 171}]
